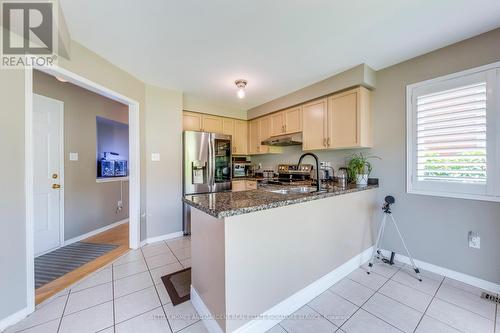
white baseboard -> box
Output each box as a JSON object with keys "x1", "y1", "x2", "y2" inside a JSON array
[
  {"x1": 141, "y1": 231, "x2": 184, "y2": 246},
  {"x1": 192, "y1": 246, "x2": 374, "y2": 333},
  {"x1": 379, "y1": 249, "x2": 500, "y2": 294},
  {"x1": 191, "y1": 286, "x2": 224, "y2": 333},
  {"x1": 64, "y1": 218, "x2": 129, "y2": 246},
  {"x1": 0, "y1": 307, "x2": 29, "y2": 332}
]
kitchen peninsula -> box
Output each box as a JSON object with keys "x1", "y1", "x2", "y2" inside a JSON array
[{"x1": 184, "y1": 184, "x2": 378, "y2": 333}]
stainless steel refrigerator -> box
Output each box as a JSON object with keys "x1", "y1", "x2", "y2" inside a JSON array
[{"x1": 183, "y1": 131, "x2": 232, "y2": 234}]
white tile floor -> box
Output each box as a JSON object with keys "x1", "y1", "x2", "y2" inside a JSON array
[
  {"x1": 4, "y1": 239, "x2": 499, "y2": 333},
  {"x1": 267, "y1": 261, "x2": 499, "y2": 333},
  {"x1": 5, "y1": 236, "x2": 202, "y2": 333}
]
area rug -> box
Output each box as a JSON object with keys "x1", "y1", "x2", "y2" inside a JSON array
[
  {"x1": 34, "y1": 242, "x2": 118, "y2": 288},
  {"x1": 161, "y1": 267, "x2": 191, "y2": 305}
]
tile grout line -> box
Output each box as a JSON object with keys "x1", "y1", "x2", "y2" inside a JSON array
[
  {"x1": 411, "y1": 276, "x2": 445, "y2": 333},
  {"x1": 56, "y1": 289, "x2": 71, "y2": 333},
  {"x1": 339, "y1": 265, "x2": 406, "y2": 332},
  {"x1": 140, "y1": 245, "x2": 175, "y2": 333}
]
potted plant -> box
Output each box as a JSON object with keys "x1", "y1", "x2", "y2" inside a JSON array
[{"x1": 346, "y1": 153, "x2": 380, "y2": 185}]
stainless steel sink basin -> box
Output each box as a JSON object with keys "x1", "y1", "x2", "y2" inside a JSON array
[{"x1": 267, "y1": 186, "x2": 316, "y2": 194}]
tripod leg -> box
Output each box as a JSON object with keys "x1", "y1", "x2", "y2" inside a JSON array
[
  {"x1": 388, "y1": 213, "x2": 422, "y2": 282},
  {"x1": 367, "y1": 214, "x2": 387, "y2": 275}
]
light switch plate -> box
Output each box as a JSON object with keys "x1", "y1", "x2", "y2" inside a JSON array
[
  {"x1": 151, "y1": 153, "x2": 160, "y2": 161},
  {"x1": 69, "y1": 152, "x2": 78, "y2": 161}
]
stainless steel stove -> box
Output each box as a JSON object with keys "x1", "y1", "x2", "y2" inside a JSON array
[{"x1": 266, "y1": 164, "x2": 314, "y2": 185}]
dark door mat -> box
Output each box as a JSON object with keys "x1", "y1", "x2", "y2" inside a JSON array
[
  {"x1": 161, "y1": 267, "x2": 191, "y2": 305},
  {"x1": 35, "y1": 242, "x2": 118, "y2": 289}
]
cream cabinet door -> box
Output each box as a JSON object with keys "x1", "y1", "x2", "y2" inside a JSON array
[
  {"x1": 259, "y1": 116, "x2": 272, "y2": 154},
  {"x1": 328, "y1": 89, "x2": 358, "y2": 148},
  {"x1": 248, "y1": 119, "x2": 260, "y2": 154},
  {"x1": 183, "y1": 112, "x2": 202, "y2": 131},
  {"x1": 285, "y1": 107, "x2": 302, "y2": 134},
  {"x1": 232, "y1": 180, "x2": 246, "y2": 192},
  {"x1": 222, "y1": 118, "x2": 234, "y2": 136},
  {"x1": 302, "y1": 98, "x2": 328, "y2": 150},
  {"x1": 245, "y1": 180, "x2": 257, "y2": 190},
  {"x1": 202, "y1": 115, "x2": 223, "y2": 133},
  {"x1": 270, "y1": 112, "x2": 285, "y2": 136},
  {"x1": 233, "y1": 120, "x2": 248, "y2": 155}
]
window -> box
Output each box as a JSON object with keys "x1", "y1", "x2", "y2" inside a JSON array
[{"x1": 407, "y1": 63, "x2": 500, "y2": 201}]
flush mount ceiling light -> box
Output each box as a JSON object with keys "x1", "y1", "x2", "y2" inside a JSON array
[{"x1": 235, "y1": 79, "x2": 247, "y2": 99}]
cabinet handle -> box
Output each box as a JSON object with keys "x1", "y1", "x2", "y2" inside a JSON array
[
  {"x1": 323, "y1": 138, "x2": 326, "y2": 147},
  {"x1": 327, "y1": 137, "x2": 330, "y2": 146}
]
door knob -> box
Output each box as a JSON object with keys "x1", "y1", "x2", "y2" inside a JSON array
[{"x1": 52, "y1": 184, "x2": 61, "y2": 189}]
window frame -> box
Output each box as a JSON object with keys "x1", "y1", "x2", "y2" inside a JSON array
[{"x1": 406, "y1": 62, "x2": 500, "y2": 202}]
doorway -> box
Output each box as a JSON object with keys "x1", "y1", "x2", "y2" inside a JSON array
[{"x1": 25, "y1": 65, "x2": 141, "y2": 312}]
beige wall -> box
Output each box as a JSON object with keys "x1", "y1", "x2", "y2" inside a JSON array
[
  {"x1": 183, "y1": 94, "x2": 247, "y2": 120},
  {"x1": 246, "y1": 64, "x2": 376, "y2": 119},
  {"x1": 145, "y1": 85, "x2": 183, "y2": 237},
  {"x1": 33, "y1": 70, "x2": 130, "y2": 240}
]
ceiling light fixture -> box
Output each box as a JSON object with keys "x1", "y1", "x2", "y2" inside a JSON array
[{"x1": 235, "y1": 79, "x2": 247, "y2": 99}]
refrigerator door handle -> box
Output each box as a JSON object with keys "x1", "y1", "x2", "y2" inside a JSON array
[{"x1": 210, "y1": 134, "x2": 216, "y2": 188}]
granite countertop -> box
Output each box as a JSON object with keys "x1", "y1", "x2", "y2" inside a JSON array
[{"x1": 183, "y1": 183, "x2": 378, "y2": 219}]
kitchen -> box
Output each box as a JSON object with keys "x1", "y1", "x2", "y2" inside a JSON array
[{"x1": 2, "y1": 3, "x2": 500, "y2": 333}]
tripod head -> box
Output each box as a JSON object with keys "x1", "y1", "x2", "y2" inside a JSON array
[{"x1": 382, "y1": 195, "x2": 395, "y2": 213}]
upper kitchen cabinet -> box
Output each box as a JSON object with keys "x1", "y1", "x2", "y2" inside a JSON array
[
  {"x1": 284, "y1": 107, "x2": 302, "y2": 134},
  {"x1": 233, "y1": 120, "x2": 248, "y2": 155},
  {"x1": 270, "y1": 112, "x2": 285, "y2": 136},
  {"x1": 302, "y1": 98, "x2": 328, "y2": 150},
  {"x1": 248, "y1": 118, "x2": 260, "y2": 154},
  {"x1": 202, "y1": 114, "x2": 224, "y2": 133},
  {"x1": 327, "y1": 86, "x2": 372, "y2": 149},
  {"x1": 222, "y1": 118, "x2": 235, "y2": 136},
  {"x1": 258, "y1": 116, "x2": 272, "y2": 154},
  {"x1": 183, "y1": 111, "x2": 203, "y2": 131},
  {"x1": 270, "y1": 107, "x2": 302, "y2": 136}
]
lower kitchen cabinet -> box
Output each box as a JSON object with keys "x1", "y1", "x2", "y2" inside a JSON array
[{"x1": 232, "y1": 180, "x2": 257, "y2": 192}]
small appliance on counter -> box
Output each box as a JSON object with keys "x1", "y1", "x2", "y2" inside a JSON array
[
  {"x1": 319, "y1": 161, "x2": 334, "y2": 181},
  {"x1": 232, "y1": 156, "x2": 255, "y2": 178},
  {"x1": 337, "y1": 167, "x2": 348, "y2": 188},
  {"x1": 98, "y1": 152, "x2": 128, "y2": 178}
]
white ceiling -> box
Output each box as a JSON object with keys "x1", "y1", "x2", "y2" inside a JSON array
[{"x1": 60, "y1": 0, "x2": 500, "y2": 110}]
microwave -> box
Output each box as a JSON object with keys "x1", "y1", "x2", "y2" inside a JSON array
[{"x1": 233, "y1": 163, "x2": 247, "y2": 177}]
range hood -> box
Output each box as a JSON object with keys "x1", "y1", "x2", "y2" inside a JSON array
[{"x1": 261, "y1": 133, "x2": 303, "y2": 146}]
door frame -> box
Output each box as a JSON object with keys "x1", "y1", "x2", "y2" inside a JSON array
[
  {"x1": 32, "y1": 94, "x2": 65, "y2": 257},
  {"x1": 25, "y1": 65, "x2": 141, "y2": 313}
]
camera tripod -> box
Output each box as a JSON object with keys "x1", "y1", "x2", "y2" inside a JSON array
[{"x1": 367, "y1": 196, "x2": 422, "y2": 282}]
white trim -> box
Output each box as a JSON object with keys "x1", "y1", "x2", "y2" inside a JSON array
[
  {"x1": 379, "y1": 249, "x2": 500, "y2": 294},
  {"x1": 0, "y1": 307, "x2": 29, "y2": 332},
  {"x1": 62, "y1": 219, "x2": 129, "y2": 247},
  {"x1": 24, "y1": 66, "x2": 35, "y2": 315},
  {"x1": 142, "y1": 231, "x2": 184, "y2": 245},
  {"x1": 96, "y1": 176, "x2": 129, "y2": 183},
  {"x1": 406, "y1": 61, "x2": 500, "y2": 202},
  {"x1": 191, "y1": 286, "x2": 224, "y2": 333},
  {"x1": 192, "y1": 246, "x2": 373, "y2": 333}
]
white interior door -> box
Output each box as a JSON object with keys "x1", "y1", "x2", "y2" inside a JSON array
[{"x1": 33, "y1": 94, "x2": 63, "y2": 256}]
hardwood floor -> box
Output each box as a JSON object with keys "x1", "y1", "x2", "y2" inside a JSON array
[{"x1": 35, "y1": 223, "x2": 130, "y2": 305}]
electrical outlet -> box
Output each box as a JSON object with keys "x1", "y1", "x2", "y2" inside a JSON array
[
  {"x1": 468, "y1": 231, "x2": 480, "y2": 249},
  {"x1": 116, "y1": 200, "x2": 123, "y2": 212}
]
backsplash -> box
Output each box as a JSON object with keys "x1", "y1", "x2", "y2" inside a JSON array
[{"x1": 250, "y1": 146, "x2": 374, "y2": 172}]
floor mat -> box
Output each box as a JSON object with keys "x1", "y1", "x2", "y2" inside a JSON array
[
  {"x1": 35, "y1": 242, "x2": 118, "y2": 289},
  {"x1": 161, "y1": 267, "x2": 191, "y2": 305}
]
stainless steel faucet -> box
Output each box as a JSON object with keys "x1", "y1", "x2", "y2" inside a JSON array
[{"x1": 297, "y1": 152, "x2": 322, "y2": 192}]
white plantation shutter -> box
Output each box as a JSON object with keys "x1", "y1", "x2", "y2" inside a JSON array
[
  {"x1": 416, "y1": 82, "x2": 487, "y2": 184},
  {"x1": 407, "y1": 65, "x2": 500, "y2": 201}
]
